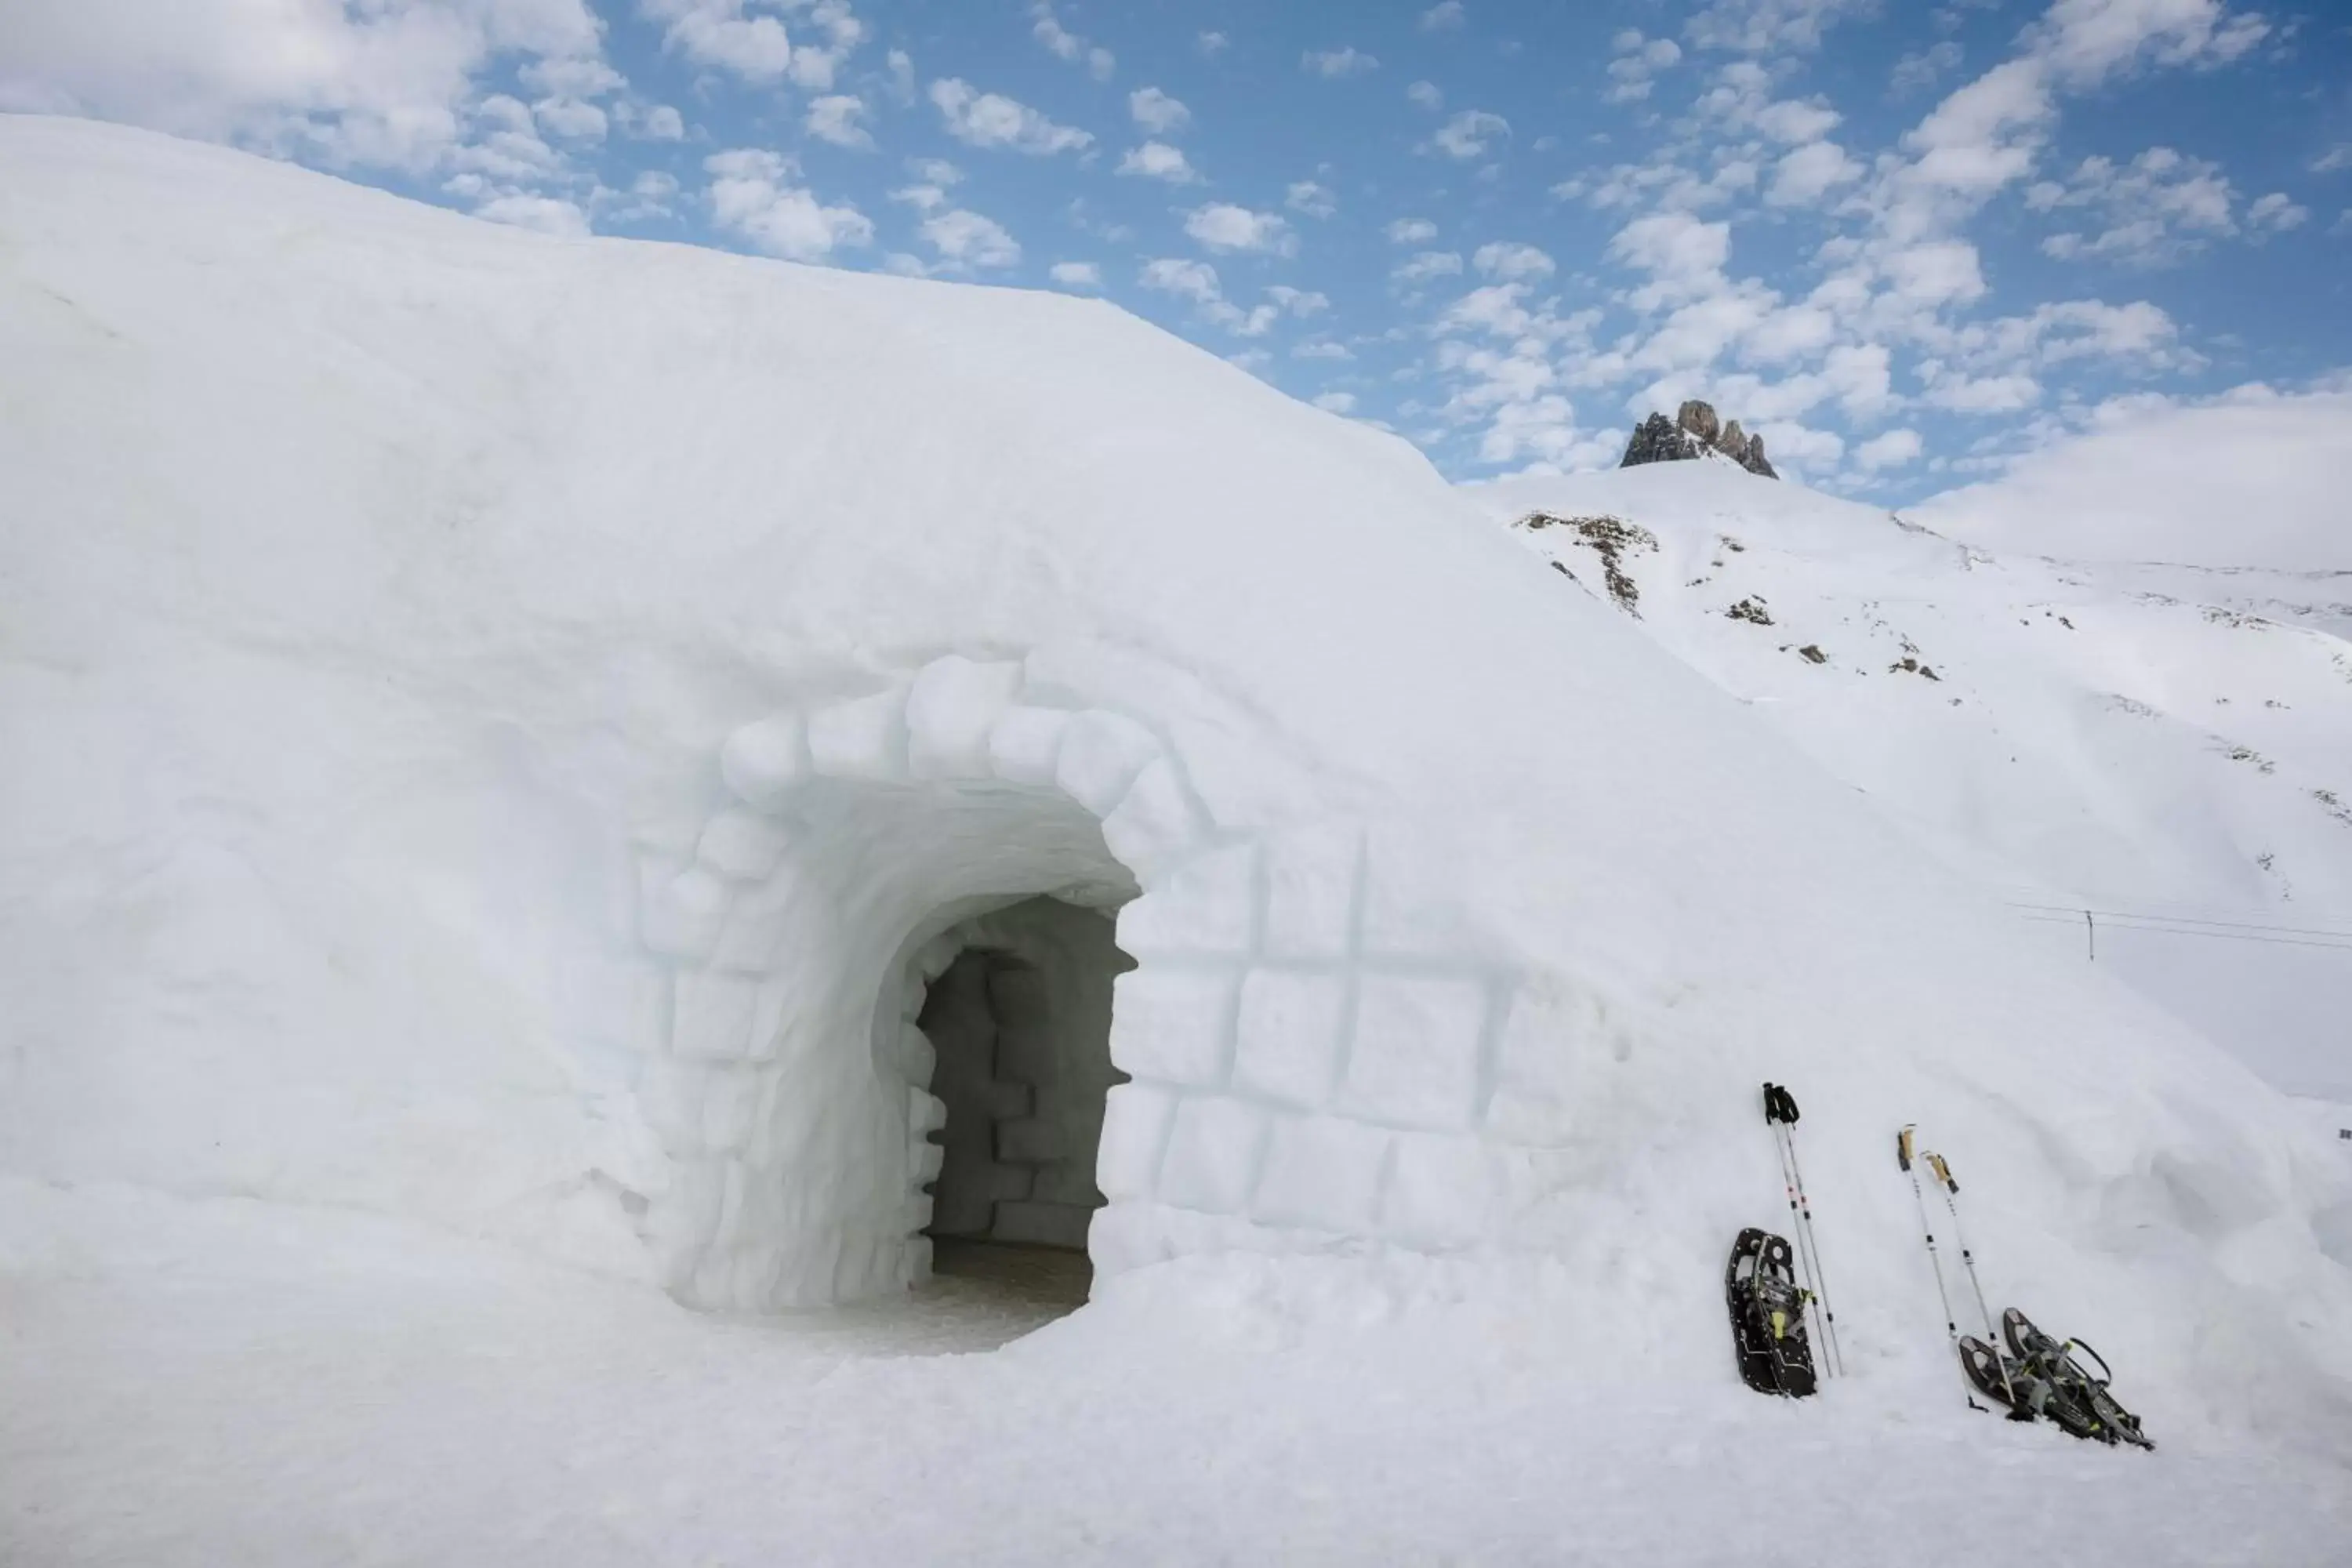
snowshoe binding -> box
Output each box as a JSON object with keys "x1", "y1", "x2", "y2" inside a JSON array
[
  {"x1": 2002, "y1": 1308, "x2": 2154, "y2": 1450},
  {"x1": 1726, "y1": 1227, "x2": 1817, "y2": 1398}
]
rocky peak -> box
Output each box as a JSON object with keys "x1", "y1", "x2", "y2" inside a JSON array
[{"x1": 1619, "y1": 399, "x2": 1778, "y2": 479}]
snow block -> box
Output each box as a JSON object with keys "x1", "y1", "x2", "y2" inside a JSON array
[
  {"x1": 909, "y1": 1085, "x2": 948, "y2": 1135},
  {"x1": 994, "y1": 1116, "x2": 1062, "y2": 1163},
  {"x1": 641, "y1": 866, "x2": 731, "y2": 961},
  {"x1": 718, "y1": 713, "x2": 809, "y2": 810},
  {"x1": 986, "y1": 706, "x2": 1072, "y2": 786},
  {"x1": 670, "y1": 971, "x2": 765, "y2": 1061},
  {"x1": 702, "y1": 1069, "x2": 761, "y2": 1152},
  {"x1": 1094, "y1": 1081, "x2": 1178, "y2": 1202},
  {"x1": 1098, "y1": 758, "x2": 1203, "y2": 884},
  {"x1": 640, "y1": 1060, "x2": 714, "y2": 1151},
  {"x1": 807, "y1": 689, "x2": 909, "y2": 780},
  {"x1": 1231, "y1": 967, "x2": 1349, "y2": 1108},
  {"x1": 1106, "y1": 967, "x2": 1237, "y2": 1087},
  {"x1": 1340, "y1": 975, "x2": 1488, "y2": 1130},
  {"x1": 991, "y1": 1200, "x2": 1093, "y2": 1250},
  {"x1": 906, "y1": 655, "x2": 1025, "y2": 779},
  {"x1": 1158, "y1": 1095, "x2": 1269, "y2": 1214},
  {"x1": 1115, "y1": 841, "x2": 1257, "y2": 956},
  {"x1": 1054, "y1": 710, "x2": 1163, "y2": 817},
  {"x1": 1381, "y1": 1133, "x2": 1494, "y2": 1247},
  {"x1": 695, "y1": 809, "x2": 794, "y2": 882},
  {"x1": 1265, "y1": 822, "x2": 1360, "y2": 959},
  {"x1": 1254, "y1": 1114, "x2": 1391, "y2": 1233}
]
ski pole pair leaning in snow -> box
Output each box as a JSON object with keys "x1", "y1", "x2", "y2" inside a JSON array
[
  {"x1": 1724, "y1": 1082, "x2": 1840, "y2": 1398},
  {"x1": 1896, "y1": 1126, "x2": 2154, "y2": 1450}
]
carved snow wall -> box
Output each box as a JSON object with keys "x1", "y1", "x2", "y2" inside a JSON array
[{"x1": 631, "y1": 651, "x2": 1532, "y2": 1312}]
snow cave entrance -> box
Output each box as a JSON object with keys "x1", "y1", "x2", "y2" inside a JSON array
[{"x1": 913, "y1": 897, "x2": 1134, "y2": 1312}]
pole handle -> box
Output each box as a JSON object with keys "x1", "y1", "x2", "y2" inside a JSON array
[
  {"x1": 1897, "y1": 1125, "x2": 1915, "y2": 1171},
  {"x1": 1762, "y1": 1082, "x2": 1799, "y2": 1124},
  {"x1": 1926, "y1": 1151, "x2": 1957, "y2": 1193}
]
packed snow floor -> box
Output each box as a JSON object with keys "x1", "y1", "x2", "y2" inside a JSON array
[{"x1": 4, "y1": 1182, "x2": 2344, "y2": 1567}]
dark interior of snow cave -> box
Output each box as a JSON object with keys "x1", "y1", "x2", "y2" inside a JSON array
[{"x1": 916, "y1": 895, "x2": 1133, "y2": 1308}]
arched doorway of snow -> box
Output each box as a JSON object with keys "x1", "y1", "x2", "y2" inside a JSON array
[
  {"x1": 633, "y1": 655, "x2": 1214, "y2": 1315},
  {"x1": 632, "y1": 653, "x2": 1516, "y2": 1319},
  {"x1": 915, "y1": 897, "x2": 1134, "y2": 1309}
]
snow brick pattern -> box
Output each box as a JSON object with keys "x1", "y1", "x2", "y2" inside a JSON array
[{"x1": 627, "y1": 652, "x2": 1526, "y2": 1311}]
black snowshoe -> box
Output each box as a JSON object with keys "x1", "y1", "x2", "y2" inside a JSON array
[
  {"x1": 1726, "y1": 1227, "x2": 1817, "y2": 1397},
  {"x1": 2002, "y1": 1308, "x2": 2154, "y2": 1450}
]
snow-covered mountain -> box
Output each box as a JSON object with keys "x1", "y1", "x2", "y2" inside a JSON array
[{"x1": 1470, "y1": 462, "x2": 2352, "y2": 1100}]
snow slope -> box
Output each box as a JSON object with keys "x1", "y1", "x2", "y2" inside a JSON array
[
  {"x1": 1471, "y1": 462, "x2": 2352, "y2": 1100},
  {"x1": 2, "y1": 114, "x2": 2351, "y2": 1544}
]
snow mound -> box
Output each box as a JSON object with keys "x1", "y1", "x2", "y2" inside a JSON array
[
  {"x1": 3, "y1": 118, "x2": 2350, "y2": 1446},
  {"x1": 1469, "y1": 461, "x2": 2352, "y2": 1100}
]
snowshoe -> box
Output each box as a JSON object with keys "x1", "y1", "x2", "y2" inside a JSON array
[
  {"x1": 2002, "y1": 1308, "x2": 2154, "y2": 1450},
  {"x1": 1726, "y1": 1227, "x2": 1817, "y2": 1398},
  {"x1": 1958, "y1": 1334, "x2": 2034, "y2": 1418}
]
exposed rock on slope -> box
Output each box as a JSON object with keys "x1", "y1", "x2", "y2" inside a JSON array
[{"x1": 1620, "y1": 399, "x2": 1779, "y2": 478}]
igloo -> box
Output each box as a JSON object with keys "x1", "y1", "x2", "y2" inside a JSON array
[{"x1": 3, "y1": 120, "x2": 2350, "y2": 1433}]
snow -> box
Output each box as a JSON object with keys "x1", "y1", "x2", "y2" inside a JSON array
[
  {"x1": 1468, "y1": 459, "x2": 2352, "y2": 1101},
  {"x1": 8, "y1": 1179, "x2": 2352, "y2": 1567},
  {"x1": 2, "y1": 117, "x2": 2350, "y2": 1560}
]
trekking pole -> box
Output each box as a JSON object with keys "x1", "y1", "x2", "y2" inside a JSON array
[
  {"x1": 1898, "y1": 1125, "x2": 1984, "y2": 1411},
  {"x1": 1762, "y1": 1083, "x2": 1843, "y2": 1375},
  {"x1": 1924, "y1": 1150, "x2": 2024, "y2": 1415}
]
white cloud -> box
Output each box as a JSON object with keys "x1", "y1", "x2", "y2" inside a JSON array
[
  {"x1": 1915, "y1": 382, "x2": 2352, "y2": 571},
  {"x1": 1610, "y1": 211, "x2": 1732, "y2": 297},
  {"x1": 1407, "y1": 80, "x2": 1444, "y2": 111},
  {"x1": 1185, "y1": 202, "x2": 1296, "y2": 255},
  {"x1": 1287, "y1": 180, "x2": 1338, "y2": 219},
  {"x1": 929, "y1": 78, "x2": 1093, "y2": 155},
  {"x1": 1606, "y1": 33, "x2": 1683, "y2": 103},
  {"x1": 1267, "y1": 285, "x2": 1330, "y2": 317},
  {"x1": 1473, "y1": 241, "x2": 1555, "y2": 280},
  {"x1": 645, "y1": 0, "x2": 793, "y2": 84},
  {"x1": 2025, "y1": 0, "x2": 2269, "y2": 84},
  {"x1": 921, "y1": 207, "x2": 1020, "y2": 269},
  {"x1": 1117, "y1": 142, "x2": 1200, "y2": 183},
  {"x1": 0, "y1": 0, "x2": 604, "y2": 170},
  {"x1": 1393, "y1": 250, "x2": 1465, "y2": 283},
  {"x1": 1755, "y1": 98, "x2": 1839, "y2": 144},
  {"x1": 1421, "y1": 2, "x2": 1467, "y2": 30},
  {"x1": 2314, "y1": 144, "x2": 2352, "y2": 173},
  {"x1": 1883, "y1": 238, "x2": 1986, "y2": 307},
  {"x1": 1031, "y1": 3, "x2": 1112, "y2": 79},
  {"x1": 1766, "y1": 140, "x2": 1863, "y2": 206},
  {"x1": 475, "y1": 191, "x2": 590, "y2": 238},
  {"x1": 1853, "y1": 428, "x2": 1925, "y2": 470},
  {"x1": 1294, "y1": 340, "x2": 1354, "y2": 360},
  {"x1": 533, "y1": 96, "x2": 608, "y2": 141},
  {"x1": 1140, "y1": 256, "x2": 1221, "y2": 304},
  {"x1": 1048, "y1": 260, "x2": 1102, "y2": 288},
  {"x1": 2247, "y1": 192, "x2": 2309, "y2": 234},
  {"x1": 705, "y1": 146, "x2": 873, "y2": 261},
  {"x1": 1892, "y1": 40, "x2": 1963, "y2": 96},
  {"x1": 1685, "y1": 0, "x2": 1874, "y2": 54},
  {"x1": 1303, "y1": 46, "x2": 1379, "y2": 78},
  {"x1": 1387, "y1": 218, "x2": 1439, "y2": 244},
  {"x1": 1130, "y1": 86, "x2": 1190, "y2": 134},
  {"x1": 1198, "y1": 31, "x2": 1229, "y2": 56},
  {"x1": 1922, "y1": 365, "x2": 2042, "y2": 413},
  {"x1": 2031, "y1": 146, "x2": 2238, "y2": 266},
  {"x1": 638, "y1": 103, "x2": 686, "y2": 140},
  {"x1": 805, "y1": 94, "x2": 873, "y2": 150},
  {"x1": 1313, "y1": 390, "x2": 1360, "y2": 413},
  {"x1": 1432, "y1": 110, "x2": 1509, "y2": 160}
]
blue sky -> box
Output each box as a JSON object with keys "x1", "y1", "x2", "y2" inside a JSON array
[{"x1": 6, "y1": 0, "x2": 2351, "y2": 503}]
